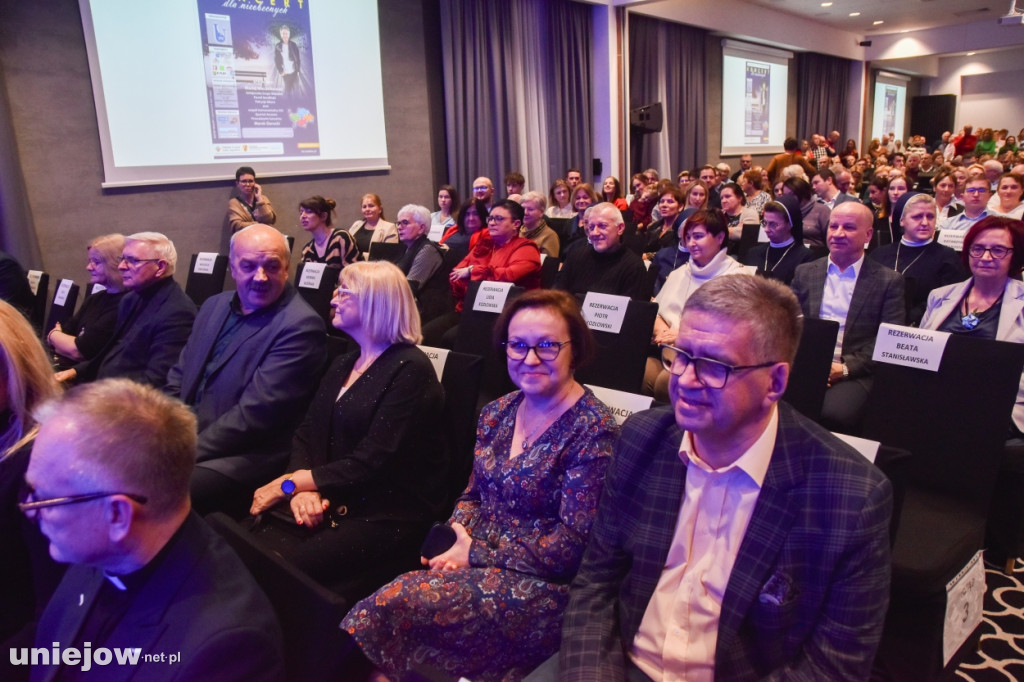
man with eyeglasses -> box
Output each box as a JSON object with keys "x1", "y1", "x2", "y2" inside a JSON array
[
  {"x1": 56, "y1": 232, "x2": 196, "y2": 387},
  {"x1": 471, "y1": 176, "x2": 495, "y2": 210},
  {"x1": 23, "y1": 379, "x2": 284, "y2": 681},
  {"x1": 940, "y1": 177, "x2": 991, "y2": 232},
  {"x1": 554, "y1": 202, "x2": 647, "y2": 300},
  {"x1": 791, "y1": 202, "x2": 905, "y2": 434},
  {"x1": 551, "y1": 275, "x2": 892, "y2": 682},
  {"x1": 166, "y1": 224, "x2": 325, "y2": 517}
]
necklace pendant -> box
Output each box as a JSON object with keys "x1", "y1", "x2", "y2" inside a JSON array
[
  {"x1": 521, "y1": 439, "x2": 530, "y2": 450},
  {"x1": 962, "y1": 312, "x2": 980, "y2": 330}
]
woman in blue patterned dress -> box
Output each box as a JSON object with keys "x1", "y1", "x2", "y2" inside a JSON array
[{"x1": 342, "y1": 289, "x2": 619, "y2": 681}]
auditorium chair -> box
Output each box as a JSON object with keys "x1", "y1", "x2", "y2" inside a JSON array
[
  {"x1": 367, "y1": 241, "x2": 405, "y2": 264},
  {"x1": 25, "y1": 270, "x2": 49, "y2": 335},
  {"x1": 782, "y1": 318, "x2": 839, "y2": 423},
  {"x1": 184, "y1": 253, "x2": 229, "y2": 307},
  {"x1": 865, "y1": 334, "x2": 1024, "y2": 681},
  {"x1": 44, "y1": 279, "x2": 80, "y2": 333},
  {"x1": 295, "y1": 262, "x2": 341, "y2": 332},
  {"x1": 573, "y1": 297, "x2": 658, "y2": 395},
  {"x1": 454, "y1": 281, "x2": 523, "y2": 409}
]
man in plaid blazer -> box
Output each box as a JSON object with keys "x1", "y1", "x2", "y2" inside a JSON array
[{"x1": 558, "y1": 275, "x2": 892, "y2": 681}]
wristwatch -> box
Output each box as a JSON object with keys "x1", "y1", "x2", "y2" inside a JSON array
[
  {"x1": 280, "y1": 477, "x2": 296, "y2": 496},
  {"x1": 841, "y1": 363, "x2": 850, "y2": 379}
]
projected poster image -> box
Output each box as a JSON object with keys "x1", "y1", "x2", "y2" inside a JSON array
[
  {"x1": 745, "y1": 62, "x2": 770, "y2": 144},
  {"x1": 883, "y1": 86, "x2": 898, "y2": 138},
  {"x1": 198, "y1": 0, "x2": 319, "y2": 160}
]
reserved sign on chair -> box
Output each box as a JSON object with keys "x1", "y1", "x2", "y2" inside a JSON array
[{"x1": 872, "y1": 323, "x2": 950, "y2": 372}]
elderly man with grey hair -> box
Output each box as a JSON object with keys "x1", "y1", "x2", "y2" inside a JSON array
[
  {"x1": 24, "y1": 379, "x2": 285, "y2": 681},
  {"x1": 554, "y1": 202, "x2": 647, "y2": 300},
  {"x1": 59, "y1": 231, "x2": 196, "y2": 387},
  {"x1": 167, "y1": 224, "x2": 326, "y2": 516},
  {"x1": 394, "y1": 204, "x2": 451, "y2": 323}
]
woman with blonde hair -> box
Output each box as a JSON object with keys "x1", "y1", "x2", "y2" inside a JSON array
[
  {"x1": 1, "y1": 300, "x2": 62, "y2": 640},
  {"x1": 249, "y1": 261, "x2": 448, "y2": 601},
  {"x1": 47, "y1": 234, "x2": 127, "y2": 369}
]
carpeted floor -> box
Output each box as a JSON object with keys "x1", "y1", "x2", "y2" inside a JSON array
[{"x1": 955, "y1": 556, "x2": 1024, "y2": 681}]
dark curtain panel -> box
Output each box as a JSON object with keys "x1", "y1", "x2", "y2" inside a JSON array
[
  {"x1": 628, "y1": 14, "x2": 707, "y2": 178},
  {"x1": 440, "y1": 0, "x2": 593, "y2": 197},
  {"x1": 0, "y1": 65, "x2": 42, "y2": 266},
  {"x1": 796, "y1": 52, "x2": 851, "y2": 141}
]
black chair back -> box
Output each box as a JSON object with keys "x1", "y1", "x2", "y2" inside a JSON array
[
  {"x1": 26, "y1": 270, "x2": 49, "y2": 334},
  {"x1": 205, "y1": 513, "x2": 356, "y2": 681},
  {"x1": 737, "y1": 222, "x2": 763, "y2": 262},
  {"x1": 454, "y1": 281, "x2": 523, "y2": 407},
  {"x1": 295, "y1": 262, "x2": 342, "y2": 331},
  {"x1": 45, "y1": 279, "x2": 80, "y2": 332},
  {"x1": 574, "y1": 298, "x2": 659, "y2": 395},
  {"x1": 368, "y1": 242, "x2": 405, "y2": 264},
  {"x1": 185, "y1": 253, "x2": 229, "y2": 307},
  {"x1": 539, "y1": 255, "x2": 560, "y2": 289},
  {"x1": 782, "y1": 318, "x2": 839, "y2": 423}
]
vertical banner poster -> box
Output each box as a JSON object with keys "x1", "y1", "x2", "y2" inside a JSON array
[
  {"x1": 883, "y1": 86, "x2": 897, "y2": 137},
  {"x1": 745, "y1": 62, "x2": 770, "y2": 144},
  {"x1": 198, "y1": 0, "x2": 319, "y2": 160}
]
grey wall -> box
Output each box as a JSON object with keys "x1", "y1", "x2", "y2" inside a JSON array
[{"x1": 0, "y1": 0, "x2": 445, "y2": 290}]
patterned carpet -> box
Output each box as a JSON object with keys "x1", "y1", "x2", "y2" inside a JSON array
[{"x1": 955, "y1": 556, "x2": 1024, "y2": 681}]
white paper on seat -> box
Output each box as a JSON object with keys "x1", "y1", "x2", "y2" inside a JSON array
[
  {"x1": 427, "y1": 223, "x2": 445, "y2": 242},
  {"x1": 943, "y1": 550, "x2": 984, "y2": 665},
  {"x1": 27, "y1": 270, "x2": 42, "y2": 295},
  {"x1": 937, "y1": 230, "x2": 966, "y2": 252},
  {"x1": 91, "y1": 283, "x2": 107, "y2": 294},
  {"x1": 582, "y1": 292, "x2": 629, "y2": 334},
  {"x1": 872, "y1": 323, "x2": 950, "y2": 372},
  {"x1": 831, "y1": 432, "x2": 880, "y2": 464},
  {"x1": 298, "y1": 262, "x2": 327, "y2": 289},
  {"x1": 585, "y1": 384, "x2": 653, "y2": 425},
  {"x1": 193, "y1": 252, "x2": 218, "y2": 274},
  {"x1": 54, "y1": 279, "x2": 73, "y2": 306},
  {"x1": 472, "y1": 281, "x2": 512, "y2": 313},
  {"x1": 758, "y1": 226, "x2": 769, "y2": 243},
  {"x1": 418, "y1": 345, "x2": 450, "y2": 381}
]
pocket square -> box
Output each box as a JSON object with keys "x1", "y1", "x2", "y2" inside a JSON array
[{"x1": 759, "y1": 572, "x2": 796, "y2": 606}]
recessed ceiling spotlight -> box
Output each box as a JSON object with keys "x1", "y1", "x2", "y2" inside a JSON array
[
  {"x1": 821, "y1": 1, "x2": 833, "y2": 6},
  {"x1": 873, "y1": 20, "x2": 884, "y2": 25},
  {"x1": 850, "y1": 12, "x2": 861, "y2": 17},
  {"x1": 966, "y1": 52, "x2": 976, "y2": 56},
  {"x1": 899, "y1": 29, "x2": 910, "y2": 33}
]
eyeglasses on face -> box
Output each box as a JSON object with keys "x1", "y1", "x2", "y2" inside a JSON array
[
  {"x1": 660, "y1": 344, "x2": 777, "y2": 389},
  {"x1": 968, "y1": 245, "x2": 1013, "y2": 260},
  {"x1": 504, "y1": 340, "x2": 570, "y2": 361},
  {"x1": 18, "y1": 486, "x2": 148, "y2": 515},
  {"x1": 964, "y1": 187, "x2": 990, "y2": 195},
  {"x1": 118, "y1": 256, "x2": 160, "y2": 268}
]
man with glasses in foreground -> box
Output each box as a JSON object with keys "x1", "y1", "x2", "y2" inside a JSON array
[
  {"x1": 940, "y1": 176, "x2": 992, "y2": 232},
  {"x1": 22, "y1": 379, "x2": 283, "y2": 681},
  {"x1": 56, "y1": 232, "x2": 196, "y2": 387},
  {"x1": 553, "y1": 275, "x2": 892, "y2": 681}
]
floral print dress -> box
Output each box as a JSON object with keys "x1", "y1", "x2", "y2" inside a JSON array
[{"x1": 342, "y1": 388, "x2": 618, "y2": 681}]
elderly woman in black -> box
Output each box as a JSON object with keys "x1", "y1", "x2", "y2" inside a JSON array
[{"x1": 395, "y1": 204, "x2": 451, "y2": 324}]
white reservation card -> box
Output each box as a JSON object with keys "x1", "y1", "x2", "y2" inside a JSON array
[
  {"x1": 872, "y1": 323, "x2": 950, "y2": 372},
  {"x1": 581, "y1": 292, "x2": 629, "y2": 334},
  {"x1": 298, "y1": 262, "x2": 327, "y2": 289},
  {"x1": 472, "y1": 281, "x2": 512, "y2": 313},
  {"x1": 943, "y1": 550, "x2": 985, "y2": 665},
  {"x1": 417, "y1": 345, "x2": 450, "y2": 381},
  {"x1": 54, "y1": 279, "x2": 73, "y2": 306},
  {"x1": 193, "y1": 252, "x2": 218, "y2": 274},
  {"x1": 585, "y1": 384, "x2": 653, "y2": 425},
  {"x1": 937, "y1": 230, "x2": 966, "y2": 252}
]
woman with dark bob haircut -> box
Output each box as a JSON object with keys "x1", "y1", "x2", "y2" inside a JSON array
[{"x1": 343, "y1": 289, "x2": 618, "y2": 680}]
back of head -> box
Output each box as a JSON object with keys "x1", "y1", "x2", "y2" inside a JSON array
[
  {"x1": 0, "y1": 301, "x2": 61, "y2": 453},
  {"x1": 339, "y1": 261, "x2": 422, "y2": 345},
  {"x1": 38, "y1": 379, "x2": 196, "y2": 518},
  {"x1": 783, "y1": 137, "x2": 799, "y2": 152},
  {"x1": 125, "y1": 231, "x2": 177, "y2": 275},
  {"x1": 684, "y1": 275, "x2": 803, "y2": 364},
  {"x1": 521, "y1": 190, "x2": 547, "y2": 211},
  {"x1": 783, "y1": 176, "x2": 813, "y2": 202}
]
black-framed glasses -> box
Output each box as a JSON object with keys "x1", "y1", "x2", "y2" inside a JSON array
[
  {"x1": 118, "y1": 256, "x2": 161, "y2": 268},
  {"x1": 18, "y1": 486, "x2": 148, "y2": 515},
  {"x1": 968, "y1": 245, "x2": 1013, "y2": 260},
  {"x1": 504, "y1": 340, "x2": 570, "y2": 361},
  {"x1": 660, "y1": 344, "x2": 778, "y2": 389},
  {"x1": 964, "y1": 187, "x2": 990, "y2": 195}
]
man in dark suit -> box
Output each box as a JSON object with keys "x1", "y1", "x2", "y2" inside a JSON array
[
  {"x1": 58, "y1": 232, "x2": 196, "y2": 387},
  {"x1": 167, "y1": 224, "x2": 326, "y2": 516},
  {"x1": 791, "y1": 201, "x2": 905, "y2": 433},
  {"x1": 553, "y1": 275, "x2": 892, "y2": 681},
  {"x1": 23, "y1": 379, "x2": 284, "y2": 682}
]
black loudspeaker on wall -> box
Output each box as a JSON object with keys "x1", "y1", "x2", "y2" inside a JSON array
[{"x1": 910, "y1": 95, "x2": 956, "y2": 146}]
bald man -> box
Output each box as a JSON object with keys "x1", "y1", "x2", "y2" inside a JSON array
[
  {"x1": 167, "y1": 224, "x2": 326, "y2": 515},
  {"x1": 791, "y1": 202, "x2": 905, "y2": 434}
]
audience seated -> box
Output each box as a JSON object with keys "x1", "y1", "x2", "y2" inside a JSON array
[
  {"x1": 941, "y1": 176, "x2": 992, "y2": 232},
  {"x1": 546, "y1": 179, "x2": 574, "y2": 219},
  {"x1": 46, "y1": 234, "x2": 127, "y2": 370},
  {"x1": 561, "y1": 183, "x2": 600, "y2": 257},
  {"x1": 342, "y1": 290, "x2": 618, "y2": 680},
  {"x1": 719, "y1": 181, "x2": 759, "y2": 248},
  {"x1": 471, "y1": 176, "x2": 496, "y2": 210},
  {"x1": 440, "y1": 198, "x2": 488, "y2": 262},
  {"x1": 431, "y1": 184, "x2": 460, "y2": 231},
  {"x1": 166, "y1": 224, "x2": 326, "y2": 517},
  {"x1": 642, "y1": 184, "x2": 686, "y2": 260},
  {"x1": 248, "y1": 261, "x2": 449, "y2": 601},
  {"x1": 741, "y1": 195, "x2": 815, "y2": 286},
  {"x1": 519, "y1": 191, "x2": 561, "y2": 258},
  {"x1": 600, "y1": 175, "x2": 629, "y2": 211},
  {"x1": 988, "y1": 172, "x2": 1024, "y2": 220},
  {"x1": 348, "y1": 193, "x2": 398, "y2": 259},
  {"x1": 791, "y1": 202, "x2": 906, "y2": 434},
  {"x1": 869, "y1": 193, "x2": 966, "y2": 325},
  {"x1": 554, "y1": 202, "x2": 648, "y2": 300},
  {"x1": 299, "y1": 195, "x2": 359, "y2": 267},
  {"x1": 782, "y1": 176, "x2": 831, "y2": 248},
  {"x1": 227, "y1": 165, "x2": 277, "y2": 235},
  {"x1": 394, "y1": 204, "x2": 452, "y2": 323},
  {"x1": 57, "y1": 232, "x2": 197, "y2": 388}
]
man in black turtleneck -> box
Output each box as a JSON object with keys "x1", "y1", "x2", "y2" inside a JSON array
[{"x1": 554, "y1": 202, "x2": 648, "y2": 300}]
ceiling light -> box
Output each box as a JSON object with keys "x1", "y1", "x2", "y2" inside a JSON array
[
  {"x1": 821, "y1": 2, "x2": 833, "y2": 6},
  {"x1": 899, "y1": 29, "x2": 910, "y2": 33},
  {"x1": 967, "y1": 52, "x2": 977, "y2": 56},
  {"x1": 873, "y1": 20, "x2": 884, "y2": 25},
  {"x1": 850, "y1": 12, "x2": 861, "y2": 17}
]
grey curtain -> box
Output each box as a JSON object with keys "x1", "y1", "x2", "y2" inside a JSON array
[
  {"x1": 440, "y1": 0, "x2": 593, "y2": 197},
  {"x1": 628, "y1": 14, "x2": 707, "y2": 177},
  {"x1": 0, "y1": 64, "x2": 42, "y2": 266},
  {"x1": 796, "y1": 52, "x2": 850, "y2": 141}
]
